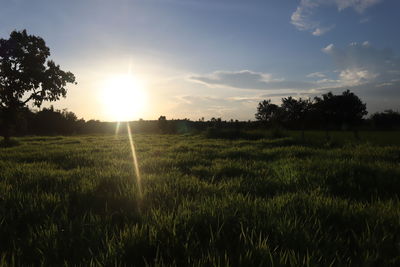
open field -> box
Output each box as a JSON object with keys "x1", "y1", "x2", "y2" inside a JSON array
[{"x1": 0, "y1": 133, "x2": 400, "y2": 266}]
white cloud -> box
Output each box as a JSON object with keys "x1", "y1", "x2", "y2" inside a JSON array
[
  {"x1": 362, "y1": 41, "x2": 370, "y2": 46},
  {"x1": 338, "y1": 68, "x2": 378, "y2": 85},
  {"x1": 190, "y1": 70, "x2": 316, "y2": 90},
  {"x1": 318, "y1": 42, "x2": 400, "y2": 110},
  {"x1": 322, "y1": 44, "x2": 335, "y2": 53},
  {"x1": 322, "y1": 42, "x2": 400, "y2": 84},
  {"x1": 307, "y1": 72, "x2": 327, "y2": 78},
  {"x1": 291, "y1": 0, "x2": 383, "y2": 35},
  {"x1": 315, "y1": 78, "x2": 339, "y2": 85},
  {"x1": 312, "y1": 26, "x2": 335, "y2": 36},
  {"x1": 335, "y1": 0, "x2": 382, "y2": 12}
]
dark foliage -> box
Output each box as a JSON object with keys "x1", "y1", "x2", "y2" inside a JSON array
[
  {"x1": 313, "y1": 90, "x2": 367, "y2": 130},
  {"x1": 0, "y1": 29, "x2": 76, "y2": 141},
  {"x1": 255, "y1": 90, "x2": 368, "y2": 133},
  {"x1": 255, "y1": 99, "x2": 279, "y2": 123},
  {"x1": 371, "y1": 110, "x2": 400, "y2": 130}
]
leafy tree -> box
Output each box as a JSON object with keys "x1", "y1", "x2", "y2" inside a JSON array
[
  {"x1": 281, "y1": 96, "x2": 312, "y2": 139},
  {"x1": 314, "y1": 90, "x2": 367, "y2": 138},
  {"x1": 255, "y1": 99, "x2": 279, "y2": 123},
  {"x1": 0, "y1": 30, "x2": 76, "y2": 142}
]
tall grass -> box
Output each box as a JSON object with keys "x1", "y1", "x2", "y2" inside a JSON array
[{"x1": 0, "y1": 134, "x2": 399, "y2": 266}]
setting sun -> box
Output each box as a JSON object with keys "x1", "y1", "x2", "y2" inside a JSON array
[{"x1": 100, "y1": 74, "x2": 147, "y2": 121}]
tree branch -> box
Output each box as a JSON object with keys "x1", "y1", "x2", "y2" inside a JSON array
[{"x1": 23, "y1": 90, "x2": 42, "y2": 105}]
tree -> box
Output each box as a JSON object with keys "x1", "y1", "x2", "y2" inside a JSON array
[
  {"x1": 255, "y1": 99, "x2": 279, "y2": 123},
  {"x1": 158, "y1": 115, "x2": 168, "y2": 133},
  {"x1": 0, "y1": 30, "x2": 76, "y2": 142},
  {"x1": 371, "y1": 110, "x2": 400, "y2": 130},
  {"x1": 313, "y1": 90, "x2": 367, "y2": 138},
  {"x1": 281, "y1": 96, "x2": 312, "y2": 139}
]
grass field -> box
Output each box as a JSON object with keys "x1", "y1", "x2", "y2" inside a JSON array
[{"x1": 0, "y1": 132, "x2": 400, "y2": 266}]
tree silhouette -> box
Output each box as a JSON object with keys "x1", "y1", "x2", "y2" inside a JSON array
[
  {"x1": 158, "y1": 115, "x2": 168, "y2": 133},
  {"x1": 314, "y1": 90, "x2": 367, "y2": 138},
  {"x1": 371, "y1": 110, "x2": 400, "y2": 130},
  {"x1": 0, "y1": 30, "x2": 76, "y2": 142},
  {"x1": 281, "y1": 97, "x2": 312, "y2": 139},
  {"x1": 255, "y1": 99, "x2": 279, "y2": 123}
]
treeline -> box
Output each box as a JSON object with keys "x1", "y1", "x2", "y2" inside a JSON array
[
  {"x1": 0, "y1": 106, "x2": 251, "y2": 136},
  {"x1": 255, "y1": 90, "x2": 400, "y2": 131},
  {"x1": 1, "y1": 91, "x2": 400, "y2": 137}
]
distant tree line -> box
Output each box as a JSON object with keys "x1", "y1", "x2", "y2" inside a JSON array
[
  {"x1": 0, "y1": 97, "x2": 399, "y2": 139},
  {"x1": 255, "y1": 90, "x2": 367, "y2": 131},
  {"x1": 254, "y1": 90, "x2": 400, "y2": 135},
  {"x1": 0, "y1": 107, "x2": 248, "y2": 136}
]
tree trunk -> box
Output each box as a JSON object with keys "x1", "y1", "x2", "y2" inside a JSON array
[{"x1": 2, "y1": 107, "x2": 16, "y2": 143}]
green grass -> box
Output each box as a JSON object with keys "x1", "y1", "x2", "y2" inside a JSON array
[
  {"x1": 286, "y1": 130, "x2": 400, "y2": 146},
  {"x1": 0, "y1": 133, "x2": 399, "y2": 266}
]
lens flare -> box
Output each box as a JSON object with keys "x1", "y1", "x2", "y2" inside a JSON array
[
  {"x1": 127, "y1": 124, "x2": 142, "y2": 199},
  {"x1": 115, "y1": 121, "x2": 121, "y2": 136}
]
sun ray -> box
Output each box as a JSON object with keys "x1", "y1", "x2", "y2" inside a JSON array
[
  {"x1": 127, "y1": 123, "x2": 142, "y2": 199},
  {"x1": 115, "y1": 121, "x2": 121, "y2": 136}
]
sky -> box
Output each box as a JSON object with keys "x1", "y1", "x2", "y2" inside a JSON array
[{"x1": 1, "y1": 0, "x2": 400, "y2": 121}]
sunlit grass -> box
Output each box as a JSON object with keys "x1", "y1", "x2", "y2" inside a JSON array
[{"x1": 0, "y1": 134, "x2": 399, "y2": 266}]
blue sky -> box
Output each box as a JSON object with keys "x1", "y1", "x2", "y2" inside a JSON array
[{"x1": 1, "y1": 0, "x2": 400, "y2": 120}]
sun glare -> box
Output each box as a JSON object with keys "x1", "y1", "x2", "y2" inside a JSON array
[{"x1": 101, "y1": 74, "x2": 147, "y2": 121}]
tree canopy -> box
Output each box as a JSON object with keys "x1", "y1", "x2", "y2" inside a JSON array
[
  {"x1": 314, "y1": 90, "x2": 367, "y2": 129},
  {"x1": 255, "y1": 90, "x2": 368, "y2": 132},
  {"x1": 281, "y1": 97, "x2": 312, "y2": 127},
  {"x1": 0, "y1": 29, "x2": 76, "y2": 141},
  {"x1": 255, "y1": 99, "x2": 279, "y2": 122}
]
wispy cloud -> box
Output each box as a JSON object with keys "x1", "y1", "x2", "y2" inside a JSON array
[
  {"x1": 307, "y1": 72, "x2": 327, "y2": 78},
  {"x1": 315, "y1": 41, "x2": 400, "y2": 110},
  {"x1": 190, "y1": 70, "x2": 315, "y2": 90},
  {"x1": 291, "y1": 0, "x2": 382, "y2": 36},
  {"x1": 173, "y1": 95, "x2": 257, "y2": 120},
  {"x1": 184, "y1": 41, "x2": 400, "y2": 118},
  {"x1": 322, "y1": 41, "x2": 400, "y2": 85},
  {"x1": 312, "y1": 25, "x2": 335, "y2": 36},
  {"x1": 190, "y1": 42, "x2": 400, "y2": 96}
]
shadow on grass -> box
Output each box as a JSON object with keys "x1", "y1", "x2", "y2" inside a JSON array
[{"x1": 0, "y1": 139, "x2": 20, "y2": 148}]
